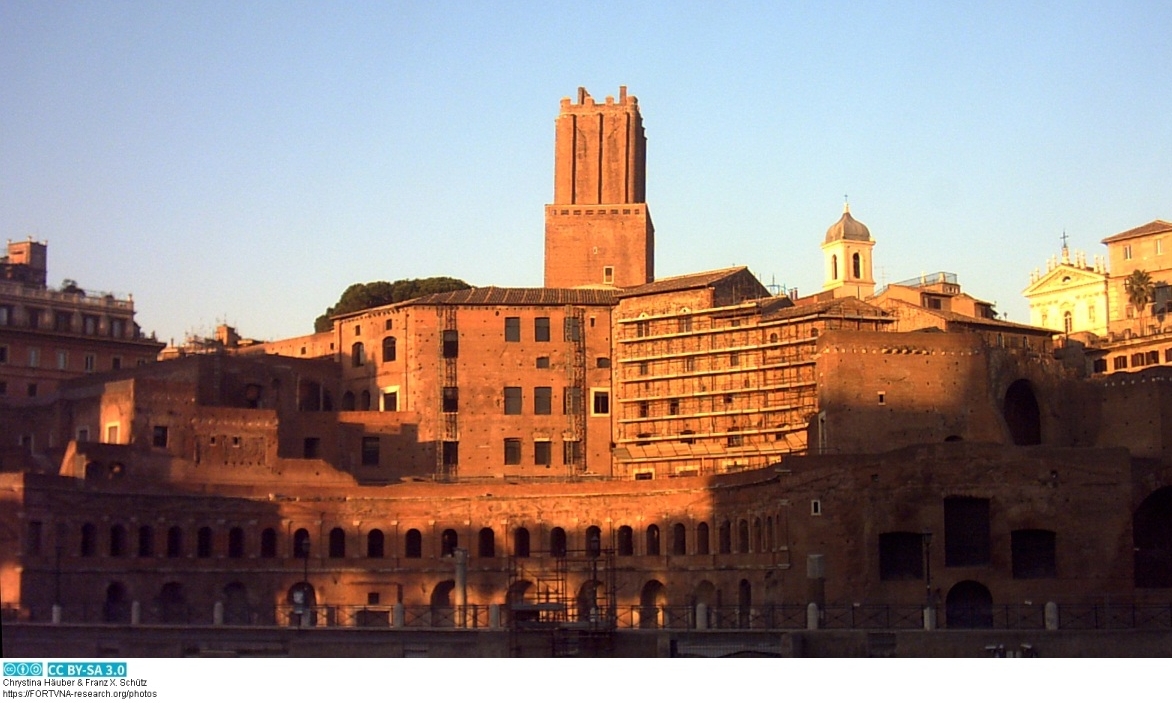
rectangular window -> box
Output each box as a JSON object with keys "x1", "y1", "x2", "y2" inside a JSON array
[
  {"x1": 534, "y1": 440, "x2": 552, "y2": 466},
  {"x1": 0, "y1": 306, "x2": 10, "y2": 326},
  {"x1": 685, "y1": 357, "x2": 696, "y2": 373},
  {"x1": 563, "y1": 387, "x2": 583, "y2": 415},
  {"x1": 564, "y1": 317, "x2": 582, "y2": 342},
  {"x1": 505, "y1": 317, "x2": 521, "y2": 342},
  {"x1": 82, "y1": 315, "x2": 98, "y2": 335},
  {"x1": 303, "y1": 437, "x2": 321, "y2": 459},
  {"x1": 27, "y1": 308, "x2": 41, "y2": 329},
  {"x1": 944, "y1": 497, "x2": 991, "y2": 567},
  {"x1": 1124, "y1": 244, "x2": 1133, "y2": 260},
  {"x1": 105, "y1": 424, "x2": 119, "y2": 444},
  {"x1": 1159, "y1": 239, "x2": 1165, "y2": 256},
  {"x1": 562, "y1": 440, "x2": 581, "y2": 465},
  {"x1": 536, "y1": 356, "x2": 550, "y2": 369},
  {"x1": 442, "y1": 386, "x2": 459, "y2": 412},
  {"x1": 152, "y1": 425, "x2": 169, "y2": 448},
  {"x1": 535, "y1": 317, "x2": 550, "y2": 342},
  {"x1": 442, "y1": 330, "x2": 459, "y2": 358},
  {"x1": 636, "y1": 320, "x2": 650, "y2": 337},
  {"x1": 110, "y1": 319, "x2": 125, "y2": 338},
  {"x1": 1113, "y1": 356, "x2": 1128, "y2": 370},
  {"x1": 76, "y1": 427, "x2": 89, "y2": 442},
  {"x1": 504, "y1": 438, "x2": 521, "y2": 465},
  {"x1": 56, "y1": 350, "x2": 68, "y2": 370},
  {"x1": 534, "y1": 386, "x2": 552, "y2": 415},
  {"x1": 383, "y1": 390, "x2": 398, "y2": 411},
  {"x1": 27, "y1": 383, "x2": 37, "y2": 398},
  {"x1": 603, "y1": 266, "x2": 614, "y2": 284},
  {"x1": 592, "y1": 390, "x2": 610, "y2": 415},
  {"x1": 638, "y1": 361, "x2": 649, "y2": 376},
  {"x1": 28, "y1": 348, "x2": 39, "y2": 368},
  {"x1": 111, "y1": 356, "x2": 122, "y2": 370},
  {"x1": 361, "y1": 436, "x2": 380, "y2": 466},
  {"x1": 638, "y1": 401, "x2": 649, "y2": 418},
  {"x1": 54, "y1": 312, "x2": 71, "y2": 332},
  {"x1": 0, "y1": 381, "x2": 6, "y2": 396},
  {"x1": 668, "y1": 399, "x2": 680, "y2": 415},
  {"x1": 504, "y1": 387, "x2": 522, "y2": 415},
  {"x1": 730, "y1": 352, "x2": 740, "y2": 367},
  {"x1": 84, "y1": 354, "x2": 95, "y2": 372},
  {"x1": 0, "y1": 345, "x2": 7, "y2": 364},
  {"x1": 442, "y1": 441, "x2": 459, "y2": 467}
]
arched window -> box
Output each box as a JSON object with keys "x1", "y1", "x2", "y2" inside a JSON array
[
  {"x1": 80, "y1": 523, "x2": 97, "y2": 557},
  {"x1": 646, "y1": 524, "x2": 661, "y2": 556},
  {"x1": 585, "y1": 525, "x2": 602, "y2": 558},
  {"x1": 852, "y1": 252, "x2": 862, "y2": 279},
  {"x1": 550, "y1": 527, "x2": 567, "y2": 557},
  {"x1": 351, "y1": 342, "x2": 365, "y2": 367},
  {"x1": 197, "y1": 526, "x2": 213, "y2": 558},
  {"x1": 228, "y1": 527, "x2": 245, "y2": 558},
  {"x1": 367, "y1": 529, "x2": 384, "y2": 558},
  {"x1": 1063, "y1": 310, "x2": 1073, "y2": 334},
  {"x1": 617, "y1": 525, "x2": 634, "y2": 556},
  {"x1": 831, "y1": 254, "x2": 838, "y2": 280},
  {"x1": 341, "y1": 391, "x2": 355, "y2": 411},
  {"x1": 382, "y1": 337, "x2": 396, "y2": 363},
  {"x1": 405, "y1": 529, "x2": 422, "y2": 558},
  {"x1": 360, "y1": 390, "x2": 371, "y2": 411},
  {"x1": 754, "y1": 518, "x2": 763, "y2": 552},
  {"x1": 671, "y1": 523, "x2": 686, "y2": 556},
  {"x1": 478, "y1": 527, "x2": 495, "y2": 557},
  {"x1": 513, "y1": 527, "x2": 530, "y2": 558},
  {"x1": 719, "y1": 520, "x2": 731, "y2": 554},
  {"x1": 109, "y1": 524, "x2": 126, "y2": 557},
  {"x1": 260, "y1": 528, "x2": 277, "y2": 558},
  {"x1": 292, "y1": 528, "x2": 310, "y2": 558},
  {"x1": 137, "y1": 525, "x2": 154, "y2": 558},
  {"x1": 167, "y1": 526, "x2": 183, "y2": 558},
  {"x1": 737, "y1": 520, "x2": 750, "y2": 553},
  {"x1": 691, "y1": 522, "x2": 709, "y2": 555},
  {"x1": 329, "y1": 527, "x2": 346, "y2": 558},
  {"x1": 441, "y1": 528, "x2": 458, "y2": 557}
]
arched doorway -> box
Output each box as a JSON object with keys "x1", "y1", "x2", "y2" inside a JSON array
[
  {"x1": 1134, "y1": 487, "x2": 1172, "y2": 588},
  {"x1": 223, "y1": 582, "x2": 249, "y2": 625},
  {"x1": 1003, "y1": 379, "x2": 1041, "y2": 445},
  {"x1": 158, "y1": 582, "x2": 187, "y2": 624},
  {"x1": 430, "y1": 580, "x2": 456, "y2": 627},
  {"x1": 946, "y1": 581, "x2": 993, "y2": 629},
  {"x1": 103, "y1": 582, "x2": 130, "y2": 623},
  {"x1": 639, "y1": 580, "x2": 666, "y2": 629},
  {"x1": 286, "y1": 581, "x2": 316, "y2": 626},
  {"x1": 576, "y1": 580, "x2": 602, "y2": 622}
]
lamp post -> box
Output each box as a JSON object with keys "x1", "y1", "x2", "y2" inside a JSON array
[{"x1": 922, "y1": 531, "x2": 934, "y2": 630}]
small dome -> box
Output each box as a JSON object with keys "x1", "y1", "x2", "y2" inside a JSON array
[{"x1": 824, "y1": 204, "x2": 871, "y2": 243}]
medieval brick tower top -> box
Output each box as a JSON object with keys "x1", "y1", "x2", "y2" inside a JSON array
[{"x1": 544, "y1": 86, "x2": 655, "y2": 289}]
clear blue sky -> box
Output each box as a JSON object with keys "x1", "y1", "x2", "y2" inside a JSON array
[{"x1": 3, "y1": 1, "x2": 1169, "y2": 344}]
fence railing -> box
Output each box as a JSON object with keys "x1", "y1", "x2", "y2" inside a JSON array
[{"x1": 4, "y1": 601, "x2": 1171, "y2": 631}]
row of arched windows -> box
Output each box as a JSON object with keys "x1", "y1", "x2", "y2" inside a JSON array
[{"x1": 70, "y1": 516, "x2": 786, "y2": 560}]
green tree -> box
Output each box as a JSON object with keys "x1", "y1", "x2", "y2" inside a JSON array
[
  {"x1": 314, "y1": 277, "x2": 473, "y2": 332},
  {"x1": 1125, "y1": 269, "x2": 1155, "y2": 334}
]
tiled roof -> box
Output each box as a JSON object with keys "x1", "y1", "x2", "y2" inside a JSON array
[
  {"x1": 761, "y1": 296, "x2": 890, "y2": 322},
  {"x1": 615, "y1": 266, "x2": 751, "y2": 298},
  {"x1": 926, "y1": 307, "x2": 1051, "y2": 334},
  {"x1": 1102, "y1": 220, "x2": 1172, "y2": 244},
  {"x1": 408, "y1": 287, "x2": 619, "y2": 307}
]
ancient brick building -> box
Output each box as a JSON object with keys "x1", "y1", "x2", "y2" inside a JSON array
[{"x1": 3, "y1": 88, "x2": 1172, "y2": 644}]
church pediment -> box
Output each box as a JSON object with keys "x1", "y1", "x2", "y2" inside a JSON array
[{"x1": 1023, "y1": 264, "x2": 1106, "y2": 296}]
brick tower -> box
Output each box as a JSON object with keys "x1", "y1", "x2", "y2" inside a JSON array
[{"x1": 543, "y1": 86, "x2": 654, "y2": 288}]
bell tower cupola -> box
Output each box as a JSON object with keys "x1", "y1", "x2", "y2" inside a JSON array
[{"x1": 821, "y1": 202, "x2": 875, "y2": 299}]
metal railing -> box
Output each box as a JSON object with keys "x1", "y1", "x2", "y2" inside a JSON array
[{"x1": 5, "y1": 601, "x2": 1172, "y2": 631}]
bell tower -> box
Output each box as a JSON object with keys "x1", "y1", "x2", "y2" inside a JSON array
[
  {"x1": 821, "y1": 203, "x2": 876, "y2": 299},
  {"x1": 543, "y1": 86, "x2": 654, "y2": 288}
]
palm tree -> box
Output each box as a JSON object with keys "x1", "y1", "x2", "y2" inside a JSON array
[{"x1": 1125, "y1": 269, "x2": 1155, "y2": 335}]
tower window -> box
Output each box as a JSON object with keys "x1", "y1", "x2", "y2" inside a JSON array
[
  {"x1": 603, "y1": 267, "x2": 614, "y2": 284},
  {"x1": 852, "y1": 252, "x2": 862, "y2": 279}
]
